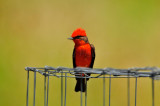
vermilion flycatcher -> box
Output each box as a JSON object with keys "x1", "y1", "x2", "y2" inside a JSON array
[{"x1": 68, "y1": 28, "x2": 95, "y2": 92}]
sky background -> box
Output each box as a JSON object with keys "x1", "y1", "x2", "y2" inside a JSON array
[{"x1": 0, "y1": 0, "x2": 160, "y2": 106}]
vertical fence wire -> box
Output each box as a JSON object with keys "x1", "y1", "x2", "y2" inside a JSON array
[
  {"x1": 26, "y1": 70, "x2": 30, "y2": 106},
  {"x1": 85, "y1": 77, "x2": 87, "y2": 106},
  {"x1": 33, "y1": 71, "x2": 36, "y2": 106},
  {"x1": 128, "y1": 71, "x2": 130, "y2": 106},
  {"x1": 152, "y1": 77, "x2": 154, "y2": 106},
  {"x1": 44, "y1": 72, "x2": 47, "y2": 106},
  {"x1": 47, "y1": 75, "x2": 49, "y2": 106},
  {"x1": 64, "y1": 73, "x2": 67, "y2": 106},
  {"x1": 109, "y1": 74, "x2": 111, "y2": 106},
  {"x1": 61, "y1": 71, "x2": 63, "y2": 106},
  {"x1": 103, "y1": 74, "x2": 105, "y2": 106},
  {"x1": 135, "y1": 77, "x2": 137, "y2": 106},
  {"x1": 80, "y1": 75, "x2": 83, "y2": 106}
]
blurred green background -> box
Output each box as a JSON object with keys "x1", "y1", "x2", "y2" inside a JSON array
[{"x1": 0, "y1": 0, "x2": 160, "y2": 106}]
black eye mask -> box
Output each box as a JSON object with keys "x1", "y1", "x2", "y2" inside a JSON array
[{"x1": 73, "y1": 35, "x2": 83, "y2": 39}]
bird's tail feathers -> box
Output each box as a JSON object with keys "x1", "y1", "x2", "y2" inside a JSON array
[{"x1": 75, "y1": 79, "x2": 86, "y2": 92}]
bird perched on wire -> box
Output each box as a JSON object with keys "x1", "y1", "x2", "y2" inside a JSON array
[{"x1": 68, "y1": 28, "x2": 95, "y2": 92}]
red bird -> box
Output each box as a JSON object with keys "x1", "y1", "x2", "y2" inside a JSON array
[{"x1": 68, "y1": 28, "x2": 95, "y2": 92}]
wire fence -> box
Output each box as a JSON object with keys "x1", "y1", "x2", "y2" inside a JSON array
[{"x1": 25, "y1": 66, "x2": 160, "y2": 106}]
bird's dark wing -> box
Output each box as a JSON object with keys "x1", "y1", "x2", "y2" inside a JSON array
[
  {"x1": 72, "y1": 47, "x2": 76, "y2": 68},
  {"x1": 90, "y1": 44, "x2": 95, "y2": 68}
]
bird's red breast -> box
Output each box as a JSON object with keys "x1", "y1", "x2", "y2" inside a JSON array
[{"x1": 75, "y1": 44, "x2": 92, "y2": 67}]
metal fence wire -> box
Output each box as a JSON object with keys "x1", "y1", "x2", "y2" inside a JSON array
[{"x1": 25, "y1": 66, "x2": 160, "y2": 106}]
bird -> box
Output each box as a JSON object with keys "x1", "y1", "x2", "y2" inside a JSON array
[{"x1": 68, "y1": 28, "x2": 95, "y2": 92}]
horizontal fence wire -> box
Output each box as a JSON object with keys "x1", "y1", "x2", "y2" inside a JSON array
[{"x1": 25, "y1": 66, "x2": 160, "y2": 79}]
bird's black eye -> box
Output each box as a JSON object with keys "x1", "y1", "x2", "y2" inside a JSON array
[{"x1": 73, "y1": 35, "x2": 82, "y2": 39}]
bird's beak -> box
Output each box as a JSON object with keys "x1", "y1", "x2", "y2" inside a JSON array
[{"x1": 68, "y1": 37, "x2": 73, "y2": 40}]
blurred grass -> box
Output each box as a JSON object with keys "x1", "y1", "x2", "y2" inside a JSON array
[{"x1": 0, "y1": 0, "x2": 160, "y2": 106}]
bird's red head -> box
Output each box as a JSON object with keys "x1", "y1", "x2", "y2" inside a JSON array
[
  {"x1": 71, "y1": 28, "x2": 87, "y2": 38},
  {"x1": 69, "y1": 28, "x2": 88, "y2": 46}
]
